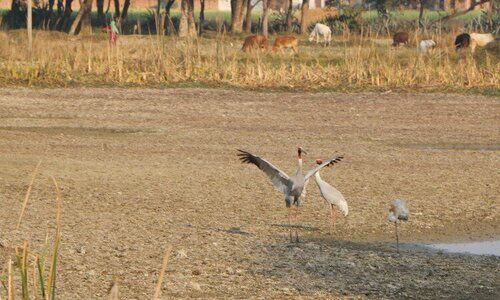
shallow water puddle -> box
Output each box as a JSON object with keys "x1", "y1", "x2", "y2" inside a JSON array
[{"x1": 425, "y1": 240, "x2": 500, "y2": 256}]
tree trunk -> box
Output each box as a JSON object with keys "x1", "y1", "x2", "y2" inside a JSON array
[
  {"x1": 286, "y1": 0, "x2": 293, "y2": 32},
  {"x1": 58, "y1": 0, "x2": 73, "y2": 30},
  {"x1": 81, "y1": 0, "x2": 93, "y2": 34},
  {"x1": 240, "y1": 0, "x2": 247, "y2": 28},
  {"x1": 97, "y1": 0, "x2": 105, "y2": 26},
  {"x1": 179, "y1": 0, "x2": 189, "y2": 37},
  {"x1": 244, "y1": 0, "x2": 253, "y2": 33},
  {"x1": 300, "y1": 0, "x2": 308, "y2": 34},
  {"x1": 188, "y1": 0, "x2": 196, "y2": 35},
  {"x1": 418, "y1": 0, "x2": 425, "y2": 29},
  {"x1": 49, "y1": 0, "x2": 55, "y2": 14},
  {"x1": 179, "y1": 0, "x2": 196, "y2": 37},
  {"x1": 230, "y1": 0, "x2": 245, "y2": 33},
  {"x1": 69, "y1": 0, "x2": 92, "y2": 35},
  {"x1": 164, "y1": 0, "x2": 175, "y2": 35},
  {"x1": 64, "y1": 0, "x2": 73, "y2": 14},
  {"x1": 114, "y1": 0, "x2": 120, "y2": 18},
  {"x1": 199, "y1": 0, "x2": 205, "y2": 35},
  {"x1": 121, "y1": 0, "x2": 131, "y2": 21},
  {"x1": 262, "y1": 0, "x2": 271, "y2": 37},
  {"x1": 57, "y1": 0, "x2": 64, "y2": 16},
  {"x1": 46, "y1": 0, "x2": 55, "y2": 28}
]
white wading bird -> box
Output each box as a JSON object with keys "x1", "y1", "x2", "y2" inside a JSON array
[
  {"x1": 388, "y1": 199, "x2": 409, "y2": 252},
  {"x1": 314, "y1": 159, "x2": 348, "y2": 234},
  {"x1": 237, "y1": 147, "x2": 343, "y2": 242}
]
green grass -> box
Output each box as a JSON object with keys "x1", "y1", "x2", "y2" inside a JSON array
[{"x1": 361, "y1": 9, "x2": 484, "y2": 22}]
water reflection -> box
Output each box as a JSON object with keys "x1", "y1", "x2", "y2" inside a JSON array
[{"x1": 426, "y1": 240, "x2": 500, "y2": 256}]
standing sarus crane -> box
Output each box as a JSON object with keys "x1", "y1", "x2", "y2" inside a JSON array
[
  {"x1": 237, "y1": 147, "x2": 343, "y2": 242},
  {"x1": 388, "y1": 199, "x2": 409, "y2": 252},
  {"x1": 314, "y1": 159, "x2": 348, "y2": 234}
]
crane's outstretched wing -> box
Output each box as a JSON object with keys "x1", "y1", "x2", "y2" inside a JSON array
[
  {"x1": 304, "y1": 155, "x2": 343, "y2": 180},
  {"x1": 237, "y1": 149, "x2": 291, "y2": 194}
]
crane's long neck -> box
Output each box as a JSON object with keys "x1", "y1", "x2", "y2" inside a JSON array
[
  {"x1": 314, "y1": 170, "x2": 322, "y2": 181},
  {"x1": 296, "y1": 157, "x2": 303, "y2": 175}
]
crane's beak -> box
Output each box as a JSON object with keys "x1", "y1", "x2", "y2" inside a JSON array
[{"x1": 301, "y1": 149, "x2": 308, "y2": 155}]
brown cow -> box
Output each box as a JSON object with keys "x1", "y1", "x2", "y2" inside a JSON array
[
  {"x1": 392, "y1": 32, "x2": 409, "y2": 47},
  {"x1": 273, "y1": 36, "x2": 298, "y2": 53},
  {"x1": 242, "y1": 35, "x2": 269, "y2": 52}
]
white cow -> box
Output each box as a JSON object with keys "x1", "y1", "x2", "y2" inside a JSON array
[
  {"x1": 309, "y1": 23, "x2": 332, "y2": 46},
  {"x1": 419, "y1": 39, "x2": 436, "y2": 53},
  {"x1": 470, "y1": 33, "x2": 495, "y2": 53}
]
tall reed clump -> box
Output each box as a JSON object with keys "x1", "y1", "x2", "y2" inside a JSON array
[
  {"x1": 0, "y1": 29, "x2": 498, "y2": 92},
  {"x1": 0, "y1": 162, "x2": 173, "y2": 298},
  {"x1": 1, "y1": 163, "x2": 62, "y2": 300}
]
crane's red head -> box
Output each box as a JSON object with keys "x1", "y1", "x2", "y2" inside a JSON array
[
  {"x1": 297, "y1": 147, "x2": 307, "y2": 159},
  {"x1": 315, "y1": 159, "x2": 323, "y2": 165}
]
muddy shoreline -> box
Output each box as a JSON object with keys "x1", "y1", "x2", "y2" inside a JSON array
[{"x1": 0, "y1": 88, "x2": 498, "y2": 298}]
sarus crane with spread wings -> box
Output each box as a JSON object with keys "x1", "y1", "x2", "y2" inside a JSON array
[{"x1": 237, "y1": 147, "x2": 343, "y2": 242}]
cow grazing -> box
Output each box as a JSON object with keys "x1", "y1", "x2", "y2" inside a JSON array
[
  {"x1": 470, "y1": 33, "x2": 495, "y2": 53},
  {"x1": 242, "y1": 35, "x2": 269, "y2": 52},
  {"x1": 392, "y1": 32, "x2": 409, "y2": 47},
  {"x1": 309, "y1": 23, "x2": 332, "y2": 46},
  {"x1": 273, "y1": 36, "x2": 299, "y2": 53},
  {"x1": 455, "y1": 33, "x2": 471, "y2": 50},
  {"x1": 419, "y1": 39, "x2": 436, "y2": 53}
]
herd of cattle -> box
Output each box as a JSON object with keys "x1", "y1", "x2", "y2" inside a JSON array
[{"x1": 241, "y1": 23, "x2": 497, "y2": 54}]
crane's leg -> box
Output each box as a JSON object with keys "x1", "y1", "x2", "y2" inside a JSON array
[
  {"x1": 295, "y1": 205, "x2": 300, "y2": 243},
  {"x1": 395, "y1": 221, "x2": 399, "y2": 253},
  {"x1": 330, "y1": 204, "x2": 337, "y2": 235},
  {"x1": 288, "y1": 207, "x2": 293, "y2": 242}
]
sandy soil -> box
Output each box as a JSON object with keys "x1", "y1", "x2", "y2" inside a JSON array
[{"x1": 0, "y1": 88, "x2": 498, "y2": 299}]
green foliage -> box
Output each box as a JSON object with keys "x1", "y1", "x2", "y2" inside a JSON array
[
  {"x1": 269, "y1": 9, "x2": 300, "y2": 34},
  {"x1": 473, "y1": 9, "x2": 500, "y2": 35},
  {"x1": 311, "y1": 7, "x2": 362, "y2": 34},
  {"x1": 0, "y1": 6, "x2": 495, "y2": 35}
]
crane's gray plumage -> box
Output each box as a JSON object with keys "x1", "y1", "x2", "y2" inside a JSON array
[
  {"x1": 313, "y1": 158, "x2": 347, "y2": 234},
  {"x1": 237, "y1": 148, "x2": 343, "y2": 242},
  {"x1": 388, "y1": 199, "x2": 409, "y2": 222},
  {"x1": 388, "y1": 199, "x2": 409, "y2": 252},
  {"x1": 314, "y1": 163, "x2": 348, "y2": 216},
  {"x1": 237, "y1": 149, "x2": 291, "y2": 195},
  {"x1": 237, "y1": 149, "x2": 343, "y2": 207}
]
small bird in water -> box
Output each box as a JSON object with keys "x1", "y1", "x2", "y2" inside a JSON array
[
  {"x1": 388, "y1": 199, "x2": 409, "y2": 252},
  {"x1": 313, "y1": 159, "x2": 348, "y2": 234}
]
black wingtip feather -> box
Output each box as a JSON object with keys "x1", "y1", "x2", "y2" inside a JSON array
[
  {"x1": 325, "y1": 155, "x2": 344, "y2": 167},
  {"x1": 236, "y1": 149, "x2": 257, "y2": 165}
]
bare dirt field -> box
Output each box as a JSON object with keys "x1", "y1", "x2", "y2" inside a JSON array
[{"x1": 0, "y1": 88, "x2": 498, "y2": 299}]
